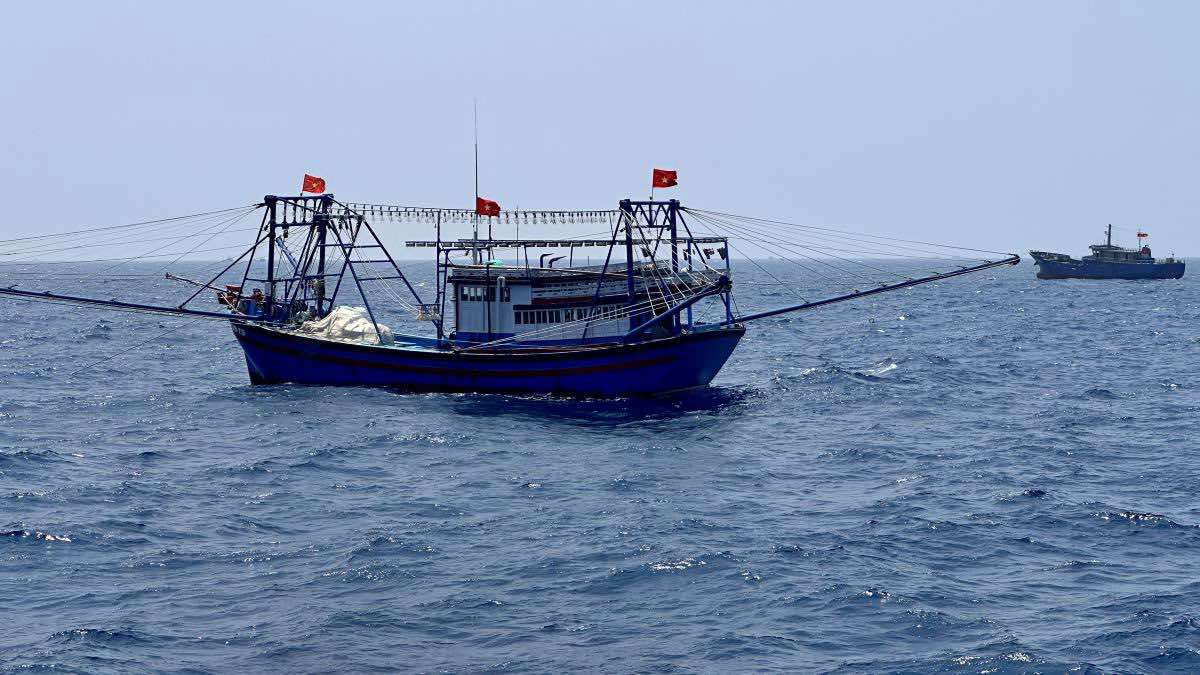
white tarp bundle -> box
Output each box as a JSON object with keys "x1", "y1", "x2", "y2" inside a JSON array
[{"x1": 297, "y1": 306, "x2": 394, "y2": 345}]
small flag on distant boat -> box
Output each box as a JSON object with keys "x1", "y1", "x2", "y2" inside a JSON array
[
  {"x1": 652, "y1": 168, "x2": 678, "y2": 188},
  {"x1": 1137, "y1": 230, "x2": 1148, "y2": 239},
  {"x1": 476, "y1": 197, "x2": 501, "y2": 217},
  {"x1": 301, "y1": 174, "x2": 326, "y2": 194}
]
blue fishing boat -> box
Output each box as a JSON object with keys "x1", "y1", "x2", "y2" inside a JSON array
[
  {"x1": 0, "y1": 190, "x2": 1017, "y2": 396},
  {"x1": 1030, "y1": 225, "x2": 1184, "y2": 280}
]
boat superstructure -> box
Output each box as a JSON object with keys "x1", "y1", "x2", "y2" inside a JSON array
[{"x1": 444, "y1": 260, "x2": 722, "y2": 345}]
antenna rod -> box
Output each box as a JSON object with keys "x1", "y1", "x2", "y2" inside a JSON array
[{"x1": 473, "y1": 99, "x2": 480, "y2": 263}]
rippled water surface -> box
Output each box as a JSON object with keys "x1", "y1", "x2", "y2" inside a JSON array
[{"x1": 2, "y1": 260, "x2": 1199, "y2": 673}]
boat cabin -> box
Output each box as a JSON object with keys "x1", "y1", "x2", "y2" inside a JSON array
[
  {"x1": 446, "y1": 260, "x2": 724, "y2": 345},
  {"x1": 1084, "y1": 243, "x2": 1154, "y2": 264}
]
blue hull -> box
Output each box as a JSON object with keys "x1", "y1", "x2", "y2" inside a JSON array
[
  {"x1": 1033, "y1": 259, "x2": 1185, "y2": 280},
  {"x1": 231, "y1": 323, "x2": 745, "y2": 397}
]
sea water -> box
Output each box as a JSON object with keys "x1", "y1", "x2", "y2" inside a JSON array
[{"x1": 1, "y1": 260, "x2": 1198, "y2": 672}]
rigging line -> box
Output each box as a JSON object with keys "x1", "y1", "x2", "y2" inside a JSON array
[
  {"x1": 0, "y1": 245, "x2": 251, "y2": 267},
  {"x1": 686, "y1": 216, "x2": 808, "y2": 302},
  {"x1": 697, "y1": 211, "x2": 984, "y2": 263},
  {"x1": 627, "y1": 220, "x2": 682, "y2": 308},
  {"x1": 0, "y1": 210, "x2": 237, "y2": 257},
  {"x1": 0, "y1": 254, "x2": 241, "y2": 280},
  {"x1": 724, "y1": 239, "x2": 809, "y2": 303},
  {"x1": 94, "y1": 208, "x2": 260, "y2": 277},
  {"x1": 736, "y1": 226, "x2": 994, "y2": 282},
  {"x1": 690, "y1": 211, "x2": 961, "y2": 281},
  {"x1": 688, "y1": 208, "x2": 988, "y2": 262},
  {"x1": 686, "y1": 208, "x2": 1013, "y2": 257},
  {"x1": 692, "y1": 211, "x2": 910, "y2": 283},
  {"x1": 0, "y1": 211, "x2": 260, "y2": 257},
  {"x1": 640, "y1": 228, "x2": 689, "y2": 307},
  {"x1": 0, "y1": 209, "x2": 259, "y2": 259},
  {"x1": 64, "y1": 321, "x2": 193, "y2": 378},
  {"x1": 150, "y1": 209, "x2": 258, "y2": 277},
  {"x1": 674, "y1": 210, "x2": 719, "y2": 276},
  {"x1": 632, "y1": 260, "x2": 675, "y2": 317},
  {"x1": 673, "y1": 219, "x2": 722, "y2": 277},
  {"x1": 0, "y1": 218, "x2": 250, "y2": 270},
  {"x1": 0, "y1": 205, "x2": 260, "y2": 246},
  {"x1": 697, "y1": 210, "x2": 941, "y2": 285},
  {"x1": 0, "y1": 271, "x2": 161, "y2": 278},
  {"x1": 732, "y1": 222, "x2": 990, "y2": 267},
  {"x1": 644, "y1": 252, "x2": 690, "y2": 309},
  {"x1": 626, "y1": 206, "x2": 693, "y2": 307},
  {"x1": 691, "y1": 211, "x2": 840, "y2": 288},
  {"x1": 687, "y1": 210, "x2": 845, "y2": 283},
  {"x1": 620, "y1": 218, "x2": 675, "y2": 312}
]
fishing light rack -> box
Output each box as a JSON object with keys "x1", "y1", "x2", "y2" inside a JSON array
[
  {"x1": 594, "y1": 199, "x2": 735, "y2": 337},
  {"x1": 394, "y1": 198, "x2": 734, "y2": 345},
  {"x1": 182, "y1": 195, "x2": 434, "y2": 340}
]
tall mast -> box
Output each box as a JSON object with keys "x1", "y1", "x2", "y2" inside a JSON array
[
  {"x1": 473, "y1": 99, "x2": 480, "y2": 264},
  {"x1": 1107, "y1": 224, "x2": 1112, "y2": 247}
]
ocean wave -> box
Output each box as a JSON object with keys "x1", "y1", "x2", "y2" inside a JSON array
[
  {"x1": 0, "y1": 529, "x2": 71, "y2": 542},
  {"x1": 1095, "y1": 509, "x2": 1195, "y2": 529},
  {"x1": 0, "y1": 448, "x2": 65, "y2": 466}
]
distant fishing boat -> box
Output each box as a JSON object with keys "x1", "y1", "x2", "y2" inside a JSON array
[
  {"x1": 0, "y1": 179, "x2": 1017, "y2": 396},
  {"x1": 1030, "y1": 225, "x2": 1184, "y2": 280}
]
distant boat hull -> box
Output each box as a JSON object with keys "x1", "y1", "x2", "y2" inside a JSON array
[
  {"x1": 1030, "y1": 253, "x2": 1185, "y2": 280},
  {"x1": 231, "y1": 322, "x2": 745, "y2": 397}
]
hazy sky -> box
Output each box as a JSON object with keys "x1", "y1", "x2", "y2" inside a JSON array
[{"x1": 3, "y1": 1, "x2": 1197, "y2": 258}]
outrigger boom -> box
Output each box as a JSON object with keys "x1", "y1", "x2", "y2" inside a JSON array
[
  {"x1": 0, "y1": 191, "x2": 1018, "y2": 396},
  {"x1": 724, "y1": 254, "x2": 1019, "y2": 325}
]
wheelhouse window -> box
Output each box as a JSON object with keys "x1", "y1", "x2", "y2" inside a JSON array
[{"x1": 459, "y1": 285, "x2": 503, "y2": 302}]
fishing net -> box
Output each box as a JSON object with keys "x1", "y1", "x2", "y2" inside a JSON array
[{"x1": 296, "y1": 305, "x2": 394, "y2": 345}]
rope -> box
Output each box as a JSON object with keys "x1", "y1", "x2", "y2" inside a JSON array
[
  {"x1": 0, "y1": 205, "x2": 259, "y2": 246},
  {"x1": 145, "y1": 209, "x2": 258, "y2": 277},
  {"x1": 690, "y1": 210, "x2": 908, "y2": 283},
  {"x1": 683, "y1": 209, "x2": 1011, "y2": 309},
  {"x1": 91, "y1": 207, "x2": 260, "y2": 277},
  {"x1": 0, "y1": 211, "x2": 258, "y2": 258},
  {"x1": 686, "y1": 207, "x2": 1012, "y2": 257},
  {"x1": 0, "y1": 245, "x2": 251, "y2": 268}
]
